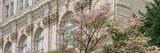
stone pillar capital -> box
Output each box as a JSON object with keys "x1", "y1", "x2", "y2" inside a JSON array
[
  {"x1": 26, "y1": 24, "x2": 34, "y2": 35},
  {"x1": 11, "y1": 32, "x2": 18, "y2": 42}
]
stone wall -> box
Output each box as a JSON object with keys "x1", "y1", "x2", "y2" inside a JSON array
[
  {"x1": 0, "y1": 0, "x2": 2, "y2": 22},
  {"x1": 0, "y1": 0, "x2": 146, "y2": 53}
]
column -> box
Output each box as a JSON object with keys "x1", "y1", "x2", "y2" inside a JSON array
[
  {"x1": 27, "y1": 35, "x2": 32, "y2": 53},
  {"x1": 43, "y1": 28, "x2": 49, "y2": 52},
  {"x1": 12, "y1": 42, "x2": 17, "y2": 53}
]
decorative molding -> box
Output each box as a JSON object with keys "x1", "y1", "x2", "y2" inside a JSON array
[
  {"x1": 32, "y1": 5, "x2": 45, "y2": 21},
  {"x1": 50, "y1": 13, "x2": 58, "y2": 25},
  {"x1": 11, "y1": 31, "x2": 18, "y2": 42},
  {"x1": 2, "y1": 21, "x2": 15, "y2": 36},
  {"x1": 17, "y1": 15, "x2": 28, "y2": 29},
  {"x1": 26, "y1": 24, "x2": 34, "y2": 35},
  {"x1": 43, "y1": 13, "x2": 58, "y2": 27},
  {"x1": 37, "y1": 21, "x2": 41, "y2": 27},
  {"x1": 21, "y1": 29, "x2": 25, "y2": 34},
  {"x1": 43, "y1": 17, "x2": 50, "y2": 27},
  {"x1": 74, "y1": 0, "x2": 91, "y2": 12}
]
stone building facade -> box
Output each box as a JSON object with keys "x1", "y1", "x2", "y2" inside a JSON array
[{"x1": 0, "y1": 0, "x2": 146, "y2": 53}]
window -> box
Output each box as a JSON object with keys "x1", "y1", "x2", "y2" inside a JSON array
[
  {"x1": 63, "y1": 23, "x2": 78, "y2": 48},
  {"x1": 7, "y1": 45, "x2": 12, "y2": 53},
  {"x1": 18, "y1": 35, "x2": 27, "y2": 53},
  {"x1": 60, "y1": 11, "x2": 76, "y2": 49},
  {"x1": 35, "y1": 28, "x2": 44, "y2": 53},
  {"x1": 5, "y1": 5, "x2": 9, "y2": 18},
  {"x1": 10, "y1": 2, "x2": 14, "y2": 16},
  {"x1": 5, "y1": 41, "x2": 12, "y2": 53},
  {"x1": 24, "y1": 0, "x2": 28, "y2": 7},
  {"x1": 37, "y1": 34, "x2": 44, "y2": 53},
  {"x1": 4, "y1": 1, "x2": 14, "y2": 19},
  {"x1": 20, "y1": 0, "x2": 28, "y2": 10}
]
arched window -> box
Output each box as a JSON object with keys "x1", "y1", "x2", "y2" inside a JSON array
[
  {"x1": 5, "y1": 41, "x2": 12, "y2": 53},
  {"x1": 60, "y1": 11, "x2": 78, "y2": 49},
  {"x1": 18, "y1": 35, "x2": 27, "y2": 53},
  {"x1": 64, "y1": 22, "x2": 78, "y2": 48},
  {"x1": 35, "y1": 27, "x2": 44, "y2": 53}
]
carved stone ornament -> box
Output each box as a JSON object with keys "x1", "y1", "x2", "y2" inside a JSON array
[
  {"x1": 26, "y1": 24, "x2": 34, "y2": 35},
  {"x1": 74, "y1": 0, "x2": 91, "y2": 12},
  {"x1": 11, "y1": 32, "x2": 18, "y2": 42},
  {"x1": 43, "y1": 17, "x2": 50, "y2": 27},
  {"x1": 43, "y1": 13, "x2": 58, "y2": 27},
  {"x1": 50, "y1": 13, "x2": 58, "y2": 25},
  {"x1": 0, "y1": 36, "x2": 3, "y2": 48}
]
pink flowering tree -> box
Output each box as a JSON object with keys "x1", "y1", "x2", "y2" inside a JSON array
[
  {"x1": 104, "y1": 14, "x2": 152, "y2": 53},
  {"x1": 123, "y1": 15, "x2": 152, "y2": 53},
  {"x1": 59, "y1": 4, "x2": 114, "y2": 53}
]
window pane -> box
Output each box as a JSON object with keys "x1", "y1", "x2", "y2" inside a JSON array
[
  {"x1": 8, "y1": 45, "x2": 12, "y2": 53},
  {"x1": 19, "y1": 37, "x2": 27, "y2": 53},
  {"x1": 37, "y1": 35, "x2": 44, "y2": 53},
  {"x1": 22, "y1": 47, "x2": 26, "y2": 53},
  {"x1": 25, "y1": 0, "x2": 28, "y2": 8}
]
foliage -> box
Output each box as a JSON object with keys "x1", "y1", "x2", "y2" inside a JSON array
[
  {"x1": 59, "y1": 3, "x2": 112, "y2": 53},
  {"x1": 139, "y1": 0, "x2": 160, "y2": 47},
  {"x1": 112, "y1": 32, "x2": 128, "y2": 41},
  {"x1": 47, "y1": 50, "x2": 69, "y2": 53},
  {"x1": 104, "y1": 13, "x2": 152, "y2": 53},
  {"x1": 104, "y1": 41, "x2": 148, "y2": 53},
  {"x1": 104, "y1": 45, "x2": 118, "y2": 53}
]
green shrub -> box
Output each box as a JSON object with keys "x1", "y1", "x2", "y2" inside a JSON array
[
  {"x1": 112, "y1": 32, "x2": 128, "y2": 41},
  {"x1": 104, "y1": 45, "x2": 118, "y2": 53},
  {"x1": 47, "y1": 50, "x2": 69, "y2": 53}
]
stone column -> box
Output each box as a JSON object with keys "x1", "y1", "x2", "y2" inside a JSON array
[
  {"x1": 14, "y1": 0, "x2": 17, "y2": 14},
  {"x1": 26, "y1": 35, "x2": 32, "y2": 53},
  {"x1": 0, "y1": 36, "x2": 3, "y2": 53},
  {"x1": 11, "y1": 32, "x2": 18, "y2": 53},
  {"x1": 51, "y1": 25, "x2": 57, "y2": 50},
  {"x1": 31, "y1": 36, "x2": 36, "y2": 53},
  {"x1": 43, "y1": 28, "x2": 49, "y2": 52},
  {"x1": 26, "y1": 24, "x2": 33, "y2": 53},
  {"x1": 12, "y1": 42, "x2": 17, "y2": 53},
  {"x1": 47, "y1": 1, "x2": 52, "y2": 51},
  {"x1": 0, "y1": 27, "x2": 3, "y2": 53},
  {"x1": 0, "y1": 48, "x2": 2, "y2": 53}
]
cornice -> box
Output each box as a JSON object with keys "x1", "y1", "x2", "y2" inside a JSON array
[{"x1": 0, "y1": 0, "x2": 51, "y2": 27}]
